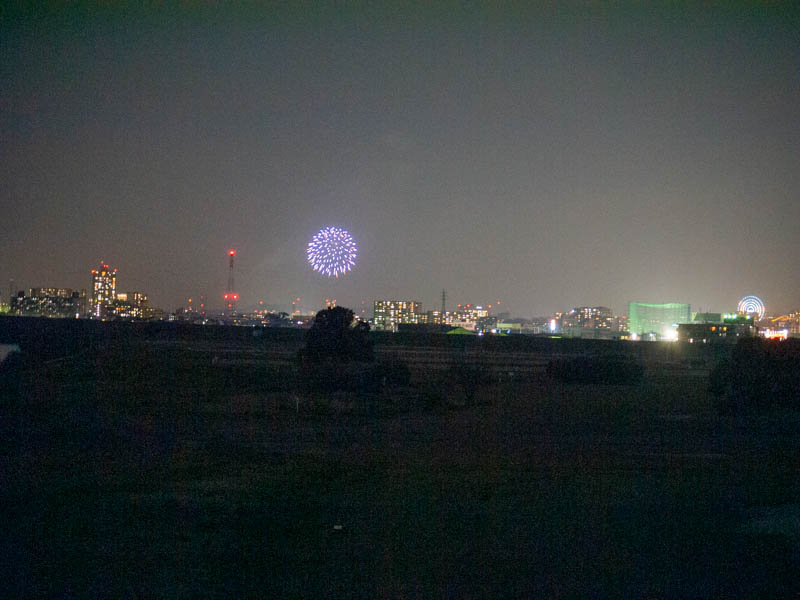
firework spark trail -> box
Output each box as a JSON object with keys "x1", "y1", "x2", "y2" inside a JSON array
[{"x1": 307, "y1": 226, "x2": 357, "y2": 277}]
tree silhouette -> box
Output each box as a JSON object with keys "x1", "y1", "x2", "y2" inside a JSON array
[{"x1": 301, "y1": 306, "x2": 373, "y2": 365}]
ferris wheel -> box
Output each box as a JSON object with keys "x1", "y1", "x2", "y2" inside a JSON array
[{"x1": 737, "y1": 295, "x2": 765, "y2": 320}]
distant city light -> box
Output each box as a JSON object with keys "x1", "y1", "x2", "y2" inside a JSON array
[{"x1": 760, "y1": 328, "x2": 788, "y2": 340}]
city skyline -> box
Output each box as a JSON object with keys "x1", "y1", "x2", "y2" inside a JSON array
[
  {"x1": 2, "y1": 4, "x2": 799, "y2": 316},
  {"x1": 1, "y1": 254, "x2": 790, "y2": 322}
]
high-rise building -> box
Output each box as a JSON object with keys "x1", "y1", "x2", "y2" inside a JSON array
[
  {"x1": 628, "y1": 302, "x2": 691, "y2": 338},
  {"x1": 108, "y1": 291, "x2": 149, "y2": 319},
  {"x1": 373, "y1": 300, "x2": 423, "y2": 332},
  {"x1": 454, "y1": 305, "x2": 489, "y2": 321},
  {"x1": 562, "y1": 306, "x2": 614, "y2": 330},
  {"x1": 90, "y1": 262, "x2": 117, "y2": 319},
  {"x1": 29, "y1": 287, "x2": 72, "y2": 298},
  {"x1": 10, "y1": 288, "x2": 84, "y2": 318},
  {"x1": 424, "y1": 310, "x2": 453, "y2": 325},
  {"x1": 557, "y1": 306, "x2": 616, "y2": 338},
  {"x1": 476, "y1": 315, "x2": 499, "y2": 333},
  {"x1": 450, "y1": 304, "x2": 489, "y2": 330}
]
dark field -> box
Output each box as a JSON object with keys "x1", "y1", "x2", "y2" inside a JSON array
[{"x1": 2, "y1": 341, "x2": 799, "y2": 598}]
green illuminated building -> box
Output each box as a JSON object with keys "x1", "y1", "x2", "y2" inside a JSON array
[{"x1": 628, "y1": 302, "x2": 691, "y2": 337}]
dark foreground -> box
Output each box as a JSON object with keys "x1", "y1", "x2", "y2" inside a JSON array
[{"x1": 2, "y1": 344, "x2": 799, "y2": 598}]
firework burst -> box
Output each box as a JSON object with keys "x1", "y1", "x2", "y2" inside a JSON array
[{"x1": 307, "y1": 226, "x2": 357, "y2": 277}]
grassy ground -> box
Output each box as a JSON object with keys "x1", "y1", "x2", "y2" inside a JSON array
[{"x1": 2, "y1": 346, "x2": 799, "y2": 598}]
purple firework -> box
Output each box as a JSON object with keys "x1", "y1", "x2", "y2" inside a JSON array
[{"x1": 307, "y1": 226, "x2": 357, "y2": 277}]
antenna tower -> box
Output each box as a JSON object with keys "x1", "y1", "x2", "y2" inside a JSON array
[{"x1": 225, "y1": 250, "x2": 238, "y2": 312}]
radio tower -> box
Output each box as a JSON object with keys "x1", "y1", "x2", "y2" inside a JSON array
[
  {"x1": 224, "y1": 249, "x2": 238, "y2": 312},
  {"x1": 441, "y1": 289, "x2": 446, "y2": 323}
]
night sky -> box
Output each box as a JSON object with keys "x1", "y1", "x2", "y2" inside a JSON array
[{"x1": 2, "y1": 3, "x2": 798, "y2": 316}]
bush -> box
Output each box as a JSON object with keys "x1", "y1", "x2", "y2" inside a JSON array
[
  {"x1": 547, "y1": 356, "x2": 644, "y2": 385},
  {"x1": 711, "y1": 338, "x2": 800, "y2": 415},
  {"x1": 371, "y1": 361, "x2": 411, "y2": 387},
  {"x1": 418, "y1": 378, "x2": 447, "y2": 410},
  {"x1": 301, "y1": 360, "x2": 351, "y2": 393},
  {"x1": 0, "y1": 351, "x2": 25, "y2": 403}
]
